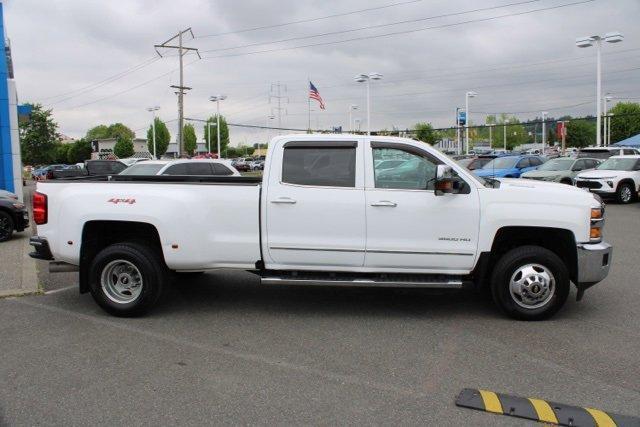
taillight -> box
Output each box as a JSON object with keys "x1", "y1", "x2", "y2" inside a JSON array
[{"x1": 33, "y1": 191, "x2": 48, "y2": 225}]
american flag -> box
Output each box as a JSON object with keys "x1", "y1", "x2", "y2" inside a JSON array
[{"x1": 309, "y1": 81, "x2": 325, "y2": 110}]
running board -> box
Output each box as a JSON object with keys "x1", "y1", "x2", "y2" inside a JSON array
[{"x1": 260, "y1": 272, "x2": 464, "y2": 289}]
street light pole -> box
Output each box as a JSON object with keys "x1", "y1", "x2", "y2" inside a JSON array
[
  {"x1": 465, "y1": 91, "x2": 477, "y2": 155},
  {"x1": 603, "y1": 94, "x2": 612, "y2": 145},
  {"x1": 576, "y1": 31, "x2": 624, "y2": 147},
  {"x1": 355, "y1": 73, "x2": 383, "y2": 136},
  {"x1": 146, "y1": 106, "x2": 160, "y2": 159},
  {"x1": 489, "y1": 124, "x2": 494, "y2": 148},
  {"x1": 503, "y1": 123, "x2": 507, "y2": 151},
  {"x1": 209, "y1": 95, "x2": 227, "y2": 158},
  {"x1": 541, "y1": 111, "x2": 548, "y2": 154}
]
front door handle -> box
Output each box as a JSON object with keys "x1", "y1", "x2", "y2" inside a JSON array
[
  {"x1": 370, "y1": 200, "x2": 397, "y2": 207},
  {"x1": 270, "y1": 197, "x2": 297, "y2": 204}
]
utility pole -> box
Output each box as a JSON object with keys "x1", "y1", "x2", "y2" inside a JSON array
[
  {"x1": 269, "y1": 82, "x2": 288, "y2": 134},
  {"x1": 155, "y1": 28, "x2": 200, "y2": 157}
]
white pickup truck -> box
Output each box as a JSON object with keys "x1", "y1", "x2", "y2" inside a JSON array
[{"x1": 30, "y1": 135, "x2": 612, "y2": 320}]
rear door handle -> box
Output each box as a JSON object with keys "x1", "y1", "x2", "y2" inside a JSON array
[
  {"x1": 270, "y1": 197, "x2": 297, "y2": 204},
  {"x1": 370, "y1": 200, "x2": 397, "y2": 207}
]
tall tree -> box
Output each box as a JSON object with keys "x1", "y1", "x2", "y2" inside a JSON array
[
  {"x1": 107, "y1": 123, "x2": 135, "y2": 141},
  {"x1": 203, "y1": 115, "x2": 230, "y2": 155},
  {"x1": 53, "y1": 143, "x2": 71, "y2": 164},
  {"x1": 114, "y1": 136, "x2": 134, "y2": 158},
  {"x1": 609, "y1": 102, "x2": 640, "y2": 144},
  {"x1": 19, "y1": 103, "x2": 60, "y2": 165},
  {"x1": 67, "y1": 139, "x2": 93, "y2": 163},
  {"x1": 566, "y1": 120, "x2": 596, "y2": 148},
  {"x1": 183, "y1": 123, "x2": 197, "y2": 156},
  {"x1": 146, "y1": 118, "x2": 171, "y2": 158},
  {"x1": 85, "y1": 125, "x2": 110, "y2": 141},
  {"x1": 413, "y1": 122, "x2": 436, "y2": 145}
]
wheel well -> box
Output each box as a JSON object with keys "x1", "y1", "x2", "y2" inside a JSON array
[
  {"x1": 617, "y1": 179, "x2": 635, "y2": 190},
  {"x1": 473, "y1": 226, "x2": 578, "y2": 290},
  {"x1": 560, "y1": 177, "x2": 573, "y2": 184},
  {"x1": 79, "y1": 221, "x2": 163, "y2": 293}
]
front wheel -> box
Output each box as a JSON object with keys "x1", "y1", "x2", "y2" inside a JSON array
[
  {"x1": 89, "y1": 242, "x2": 167, "y2": 317},
  {"x1": 490, "y1": 246, "x2": 569, "y2": 320},
  {"x1": 616, "y1": 182, "x2": 635, "y2": 204}
]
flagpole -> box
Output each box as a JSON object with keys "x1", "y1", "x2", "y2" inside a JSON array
[{"x1": 307, "y1": 78, "x2": 311, "y2": 133}]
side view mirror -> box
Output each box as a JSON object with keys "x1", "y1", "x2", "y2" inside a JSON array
[{"x1": 435, "y1": 165, "x2": 455, "y2": 195}]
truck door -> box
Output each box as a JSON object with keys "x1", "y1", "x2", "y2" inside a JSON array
[
  {"x1": 363, "y1": 141, "x2": 480, "y2": 272},
  {"x1": 264, "y1": 140, "x2": 366, "y2": 269}
]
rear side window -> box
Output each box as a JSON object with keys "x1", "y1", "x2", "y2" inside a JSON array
[
  {"x1": 623, "y1": 149, "x2": 636, "y2": 155},
  {"x1": 163, "y1": 164, "x2": 189, "y2": 175},
  {"x1": 529, "y1": 157, "x2": 543, "y2": 166},
  {"x1": 213, "y1": 163, "x2": 234, "y2": 175},
  {"x1": 186, "y1": 163, "x2": 214, "y2": 175},
  {"x1": 516, "y1": 158, "x2": 531, "y2": 168},
  {"x1": 282, "y1": 147, "x2": 356, "y2": 187}
]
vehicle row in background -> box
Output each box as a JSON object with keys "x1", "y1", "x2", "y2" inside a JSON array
[
  {"x1": 120, "y1": 159, "x2": 240, "y2": 176},
  {"x1": 0, "y1": 190, "x2": 28, "y2": 242}
]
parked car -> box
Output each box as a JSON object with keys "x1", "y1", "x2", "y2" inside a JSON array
[
  {"x1": 575, "y1": 155, "x2": 640, "y2": 204},
  {"x1": 232, "y1": 158, "x2": 251, "y2": 172},
  {"x1": 119, "y1": 158, "x2": 150, "y2": 167},
  {"x1": 456, "y1": 155, "x2": 497, "y2": 171},
  {"x1": 0, "y1": 190, "x2": 18, "y2": 200},
  {"x1": 31, "y1": 134, "x2": 610, "y2": 320},
  {"x1": 51, "y1": 160, "x2": 128, "y2": 179},
  {"x1": 0, "y1": 195, "x2": 29, "y2": 242},
  {"x1": 250, "y1": 160, "x2": 265, "y2": 171},
  {"x1": 577, "y1": 147, "x2": 639, "y2": 160},
  {"x1": 32, "y1": 164, "x2": 66, "y2": 180},
  {"x1": 521, "y1": 157, "x2": 601, "y2": 185},
  {"x1": 119, "y1": 159, "x2": 241, "y2": 176},
  {"x1": 473, "y1": 155, "x2": 546, "y2": 178}
]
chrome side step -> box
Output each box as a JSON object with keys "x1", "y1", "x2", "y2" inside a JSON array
[{"x1": 260, "y1": 275, "x2": 463, "y2": 289}]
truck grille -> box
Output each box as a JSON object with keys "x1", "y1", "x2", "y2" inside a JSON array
[{"x1": 576, "y1": 180, "x2": 602, "y2": 189}]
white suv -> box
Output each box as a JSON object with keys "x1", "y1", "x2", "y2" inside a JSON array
[{"x1": 575, "y1": 155, "x2": 640, "y2": 203}]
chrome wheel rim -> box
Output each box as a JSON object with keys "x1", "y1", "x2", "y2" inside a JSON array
[
  {"x1": 0, "y1": 216, "x2": 11, "y2": 240},
  {"x1": 100, "y1": 260, "x2": 143, "y2": 304},
  {"x1": 509, "y1": 263, "x2": 555, "y2": 309},
  {"x1": 620, "y1": 186, "x2": 632, "y2": 203}
]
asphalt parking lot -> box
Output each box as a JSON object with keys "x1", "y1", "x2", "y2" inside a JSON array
[{"x1": 1, "y1": 203, "x2": 639, "y2": 426}]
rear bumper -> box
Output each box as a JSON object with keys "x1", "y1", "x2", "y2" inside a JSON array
[
  {"x1": 576, "y1": 241, "x2": 612, "y2": 290},
  {"x1": 15, "y1": 209, "x2": 29, "y2": 231},
  {"x1": 29, "y1": 236, "x2": 54, "y2": 260}
]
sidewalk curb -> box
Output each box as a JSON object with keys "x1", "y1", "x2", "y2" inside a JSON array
[{"x1": 0, "y1": 232, "x2": 42, "y2": 298}]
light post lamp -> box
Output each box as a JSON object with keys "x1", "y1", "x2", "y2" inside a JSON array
[
  {"x1": 465, "y1": 91, "x2": 477, "y2": 154},
  {"x1": 348, "y1": 104, "x2": 359, "y2": 132},
  {"x1": 576, "y1": 31, "x2": 624, "y2": 146},
  {"x1": 146, "y1": 106, "x2": 160, "y2": 159},
  {"x1": 541, "y1": 111, "x2": 548, "y2": 154},
  {"x1": 209, "y1": 95, "x2": 227, "y2": 158},
  {"x1": 355, "y1": 73, "x2": 383, "y2": 135}
]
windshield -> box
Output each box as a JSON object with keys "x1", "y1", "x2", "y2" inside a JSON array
[
  {"x1": 120, "y1": 164, "x2": 165, "y2": 175},
  {"x1": 537, "y1": 158, "x2": 574, "y2": 171},
  {"x1": 597, "y1": 158, "x2": 638, "y2": 171},
  {"x1": 456, "y1": 158, "x2": 473, "y2": 168},
  {"x1": 482, "y1": 157, "x2": 517, "y2": 169}
]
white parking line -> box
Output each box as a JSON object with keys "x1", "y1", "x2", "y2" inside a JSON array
[{"x1": 44, "y1": 285, "x2": 77, "y2": 295}]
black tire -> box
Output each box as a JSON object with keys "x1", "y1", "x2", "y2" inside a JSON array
[
  {"x1": 88, "y1": 242, "x2": 167, "y2": 317},
  {"x1": 490, "y1": 245, "x2": 570, "y2": 321},
  {"x1": 616, "y1": 182, "x2": 636, "y2": 204},
  {"x1": 0, "y1": 211, "x2": 14, "y2": 242}
]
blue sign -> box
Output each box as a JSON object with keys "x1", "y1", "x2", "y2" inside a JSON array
[{"x1": 458, "y1": 111, "x2": 466, "y2": 126}]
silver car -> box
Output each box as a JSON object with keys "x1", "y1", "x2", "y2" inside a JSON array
[{"x1": 521, "y1": 157, "x2": 601, "y2": 185}]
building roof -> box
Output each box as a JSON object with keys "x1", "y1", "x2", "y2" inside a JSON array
[{"x1": 612, "y1": 133, "x2": 640, "y2": 147}]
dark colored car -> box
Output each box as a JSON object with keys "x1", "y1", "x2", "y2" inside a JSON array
[
  {"x1": 457, "y1": 155, "x2": 497, "y2": 171},
  {"x1": 51, "y1": 160, "x2": 128, "y2": 179},
  {"x1": 0, "y1": 196, "x2": 29, "y2": 242}
]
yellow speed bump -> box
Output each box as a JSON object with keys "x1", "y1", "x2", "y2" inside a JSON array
[{"x1": 455, "y1": 389, "x2": 640, "y2": 427}]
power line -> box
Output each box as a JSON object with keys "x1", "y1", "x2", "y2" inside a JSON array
[
  {"x1": 201, "y1": 0, "x2": 543, "y2": 54},
  {"x1": 196, "y1": 0, "x2": 424, "y2": 38},
  {"x1": 40, "y1": 56, "x2": 160, "y2": 104},
  {"x1": 202, "y1": 0, "x2": 595, "y2": 60}
]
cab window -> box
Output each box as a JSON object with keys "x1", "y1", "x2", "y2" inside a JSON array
[
  {"x1": 282, "y1": 146, "x2": 356, "y2": 187},
  {"x1": 372, "y1": 147, "x2": 438, "y2": 190}
]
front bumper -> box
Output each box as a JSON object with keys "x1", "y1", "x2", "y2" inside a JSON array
[
  {"x1": 575, "y1": 179, "x2": 616, "y2": 194},
  {"x1": 15, "y1": 209, "x2": 29, "y2": 231},
  {"x1": 576, "y1": 241, "x2": 612, "y2": 292}
]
